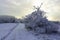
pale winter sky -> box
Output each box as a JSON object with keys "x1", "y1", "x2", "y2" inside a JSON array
[{"x1": 0, "y1": 0, "x2": 60, "y2": 21}]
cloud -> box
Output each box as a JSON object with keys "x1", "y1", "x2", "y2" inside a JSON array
[
  {"x1": 0, "y1": 0, "x2": 33, "y2": 18},
  {"x1": 0, "y1": 0, "x2": 60, "y2": 21},
  {"x1": 42, "y1": 0, "x2": 60, "y2": 21}
]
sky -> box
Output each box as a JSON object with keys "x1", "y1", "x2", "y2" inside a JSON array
[{"x1": 0, "y1": 0, "x2": 60, "y2": 21}]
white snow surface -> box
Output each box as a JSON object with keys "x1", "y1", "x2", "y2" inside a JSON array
[
  {"x1": 0, "y1": 23, "x2": 38, "y2": 40},
  {"x1": 0, "y1": 23, "x2": 60, "y2": 40}
]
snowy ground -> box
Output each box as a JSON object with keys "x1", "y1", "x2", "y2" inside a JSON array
[
  {"x1": 0, "y1": 23, "x2": 60, "y2": 40},
  {"x1": 0, "y1": 23, "x2": 38, "y2": 40}
]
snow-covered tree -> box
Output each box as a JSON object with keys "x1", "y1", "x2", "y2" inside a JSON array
[{"x1": 23, "y1": 6, "x2": 59, "y2": 34}]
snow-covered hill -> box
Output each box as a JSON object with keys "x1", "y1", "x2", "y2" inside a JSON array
[{"x1": 0, "y1": 23, "x2": 60, "y2": 40}]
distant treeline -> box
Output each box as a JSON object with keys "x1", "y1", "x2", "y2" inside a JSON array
[
  {"x1": 0, "y1": 15, "x2": 60, "y2": 24},
  {"x1": 0, "y1": 15, "x2": 21, "y2": 23}
]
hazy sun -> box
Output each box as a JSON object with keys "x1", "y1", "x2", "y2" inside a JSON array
[{"x1": 32, "y1": 0, "x2": 43, "y2": 7}]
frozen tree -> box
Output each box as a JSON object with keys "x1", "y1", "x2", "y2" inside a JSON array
[{"x1": 23, "y1": 5, "x2": 59, "y2": 34}]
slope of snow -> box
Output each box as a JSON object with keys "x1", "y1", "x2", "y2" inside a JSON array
[
  {"x1": 0, "y1": 23, "x2": 17, "y2": 39},
  {"x1": 5, "y1": 23, "x2": 38, "y2": 40},
  {"x1": 0, "y1": 23, "x2": 60, "y2": 40},
  {"x1": 0, "y1": 23, "x2": 38, "y2": 40}
]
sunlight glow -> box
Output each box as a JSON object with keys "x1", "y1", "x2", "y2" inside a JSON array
[{"x1": 32, "y1": 0, "x2": 43, "y2": 7}]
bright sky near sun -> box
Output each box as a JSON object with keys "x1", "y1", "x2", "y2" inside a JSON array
[{"x1": 0, "y1": 0, "x2": 60, "y2": 21}]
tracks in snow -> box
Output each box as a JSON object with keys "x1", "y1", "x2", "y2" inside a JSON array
[{"x1": 1, "y1": 23, "x2": 19, "y2": 40}]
